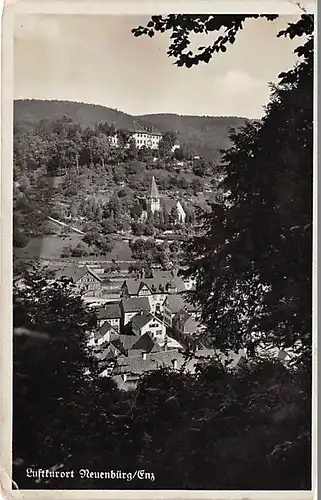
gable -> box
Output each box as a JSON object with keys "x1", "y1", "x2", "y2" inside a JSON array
[{"x1": 138, "y1": 283, "x2": 152, "y2": 295}]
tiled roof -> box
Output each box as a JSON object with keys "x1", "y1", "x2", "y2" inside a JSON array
[
  {"x1": 161, "y1": 197, "x2": 177, "y2": 213},
  {"x1": 131, "y1": 311, "x2": 155, "y2": 330},
  {"x1": 97, "y1": 303, "x2": 121, "y2": 319},
  {"x1": 130, "y1": 332, "x2": 159, "y2": 353},
  {"x1": 98, "y1": 320, "x2": 113, "y2": 333},
  {"x1": 112, "y1": 334, "x2": 139, "y2": 352},
  {"x1": 121, "y1": 296, "x2": 151, "y2": 313},
  {"x1": 95, "y1": 321, "x2": 119, "y2": 341},
  {"x1": 113, "y1": 348, "x2": 235, "y2": 377},
  {"x1": 56, "y1": 265, "x2": 102, "y2": 283},
  {"x1": 122, "y1": 275, "x2": 186, "y2": 296},
  {"x1": 94, "y1": 344, "x2": 119, "y2": 362},
  {"x1": 122, "y1": 279, "x2": 141, "y2": 295},
  {"x1": 130, "y1": 121, "x2": 162, "y2": 136}
]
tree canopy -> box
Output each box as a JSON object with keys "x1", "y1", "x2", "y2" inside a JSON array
[
  {"x1": 132, "y1": 14, "x2": 313, "y2": 68},
  {"x1": 180, "y1": 15, "x2": 313, "y2": 366}
]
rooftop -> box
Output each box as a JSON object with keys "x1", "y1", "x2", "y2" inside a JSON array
[
  {"x1": 55, "y1": 265, "x2": 102, "y2": 283},
  {"x1": 130, "y1": 332, "x2": 161, "y2": 354},
  {"x1": 113, "y1": 348, "x2": 244, "y2": 377},
  {"x1": 97, "y1": 303, "x2": 121, "y2": 319},
  {"x1": 95, "y1": 321, "x2": 119, "y2": 342},
  {"x1": 121, "y1": 296, "x2": 151, "y2": 313},
  {"x1": 122, "y1": 275, "x2": 186, "y2": 296},
  {"x1": 131, "y1": 311, "x2": 156, "y2": 330},
  {"x1": 130, "y1": 121, "x2": 162, "y2": 136}
]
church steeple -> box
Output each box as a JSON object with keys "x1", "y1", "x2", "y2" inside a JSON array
[
  {"x1": 148, "y1": 176, "x2": 161, "y2": 213},
  {"x1": 150, "y1": 176, "x2": 160, "y2": 199}
]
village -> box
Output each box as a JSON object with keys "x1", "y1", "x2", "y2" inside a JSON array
[
  {"x1": 35, "y1": 121, "x2": 293, "y2": 390},
  {"x1": 47, "y1": 136, "x2": 235, "y2": 389}
]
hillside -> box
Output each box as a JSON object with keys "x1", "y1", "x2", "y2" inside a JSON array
[
  {"x1": 14, "y1": 100, "x2": 249, "y2": 161},
  {"x1": 139, "y1": 113, "x2": 247, "y2": 160},
  {"x1": 14, "y1": 100, "x2": 136, "y2": 132}
]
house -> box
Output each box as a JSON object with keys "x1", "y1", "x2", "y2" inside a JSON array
[
  {"x1": 120, "y1": 279, "x2": 167, "y2": 315},
  {"x1": 171, "y1": 141, "x2": 180, "y2": 153},
  {"x1": 55, "y1": 265, "x2": 103, "y2": 297},
  {"x1": 130, "y1": 122, "x2": 162, "y2": 150},
  {"x1": 94, "y1": 321, "x2": 119, "y2": 346},
  {"x1": 120, "y1": 275, "x2": 184, "y2": 316},
  {"x1": 150, "y1": 269, "x2": 186, "y2": 291},
  {"x1": 111, "y1": 348, "x2": 243, "y2": 390},
  {"x1": 120, "y1": 296, "x2": 151, "y2": 326},
  {"x1": 97, "y1": 303, "x2": 121, "y2": 332},
  {"x1": 94, "y1": 345, "x2": 120, "y2": 377},
  {"x1": 130, "y1": 311, "x2": 166, "y2": 342},
  {"x1": 128, "y1": 332, "x2": 163, "y2": 355},
  {"x1": 173, "y1": 309, "x2": 201, "y2": 336},
  {"x1": 110, "y1": 333, "x2": 140, "y2": 354},
  {"x1": 178, "y1": 271, "x2": 197, "y2": 291},
  {"x1": 163, "y1": 294, "x2": 187, "y2": 327},
  {"x1": 108, "y1": 134, "x2": 119, "y2": 148}
]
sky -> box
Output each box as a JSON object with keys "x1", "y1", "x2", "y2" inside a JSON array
[{"x1": 14, "y1": 14, "x2": 303, "y2": 118}]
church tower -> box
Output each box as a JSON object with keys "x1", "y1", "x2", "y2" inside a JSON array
[{"x1": 148, "y1": 176, "x2": 161, "y2": 213}]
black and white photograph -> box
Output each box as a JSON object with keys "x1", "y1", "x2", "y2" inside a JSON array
[{"x1": 4, "y1": 1, "x2": 316, "y2": 495}]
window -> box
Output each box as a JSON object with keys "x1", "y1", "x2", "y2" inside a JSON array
[{"x1": 156, "y1": 330, "x2": 162, "y2": 336}]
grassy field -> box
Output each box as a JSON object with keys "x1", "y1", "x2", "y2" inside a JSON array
[
  {"x1": 14, "y1": 234, "x2": 83, "y2": 259},
  {"x1": 14, "y1": 235, "x2": 133, "y2": 261}
]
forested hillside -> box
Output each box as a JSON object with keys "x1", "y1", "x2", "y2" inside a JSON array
[{"x1": 14, "y1": 100, "x2": 248, "y2": 161}]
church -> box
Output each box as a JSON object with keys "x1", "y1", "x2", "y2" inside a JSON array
[{"x1": 143, "y1": 177, "x2": 186, "y2": 224}]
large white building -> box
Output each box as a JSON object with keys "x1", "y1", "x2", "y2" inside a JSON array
[
  {"x1": 106, "y1": 122, "x2": 162, "y2": 150},
  {"x1": 130, "y1": 122, "x2": 162, "y2": 150}
]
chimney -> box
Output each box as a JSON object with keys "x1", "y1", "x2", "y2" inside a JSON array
[
  {"x1": 172, "y1": 358, "x2": 178, "y2": 370},
  {"x1": 123, "y1": 373, "x2": 127, "y2": 382},
  {"x1": 142, "y1": 352, "x2": 147, "y2": 361}
]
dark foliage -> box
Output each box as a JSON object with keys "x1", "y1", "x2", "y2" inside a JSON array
[{"x1": 183, "y1": 17, "x2": 313, "y2": 366}]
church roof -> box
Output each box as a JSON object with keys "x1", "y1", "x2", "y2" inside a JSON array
[
  {"x1": 161, "y1": 197, "x2": 185, "y2": 215},
  {"x1": 150, "y1": 176, "x2": 160, "y2": 199}
]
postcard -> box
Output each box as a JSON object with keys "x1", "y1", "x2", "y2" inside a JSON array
[{"x1": 1, "y1": 0, "x2": 317, "y2": 498}]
